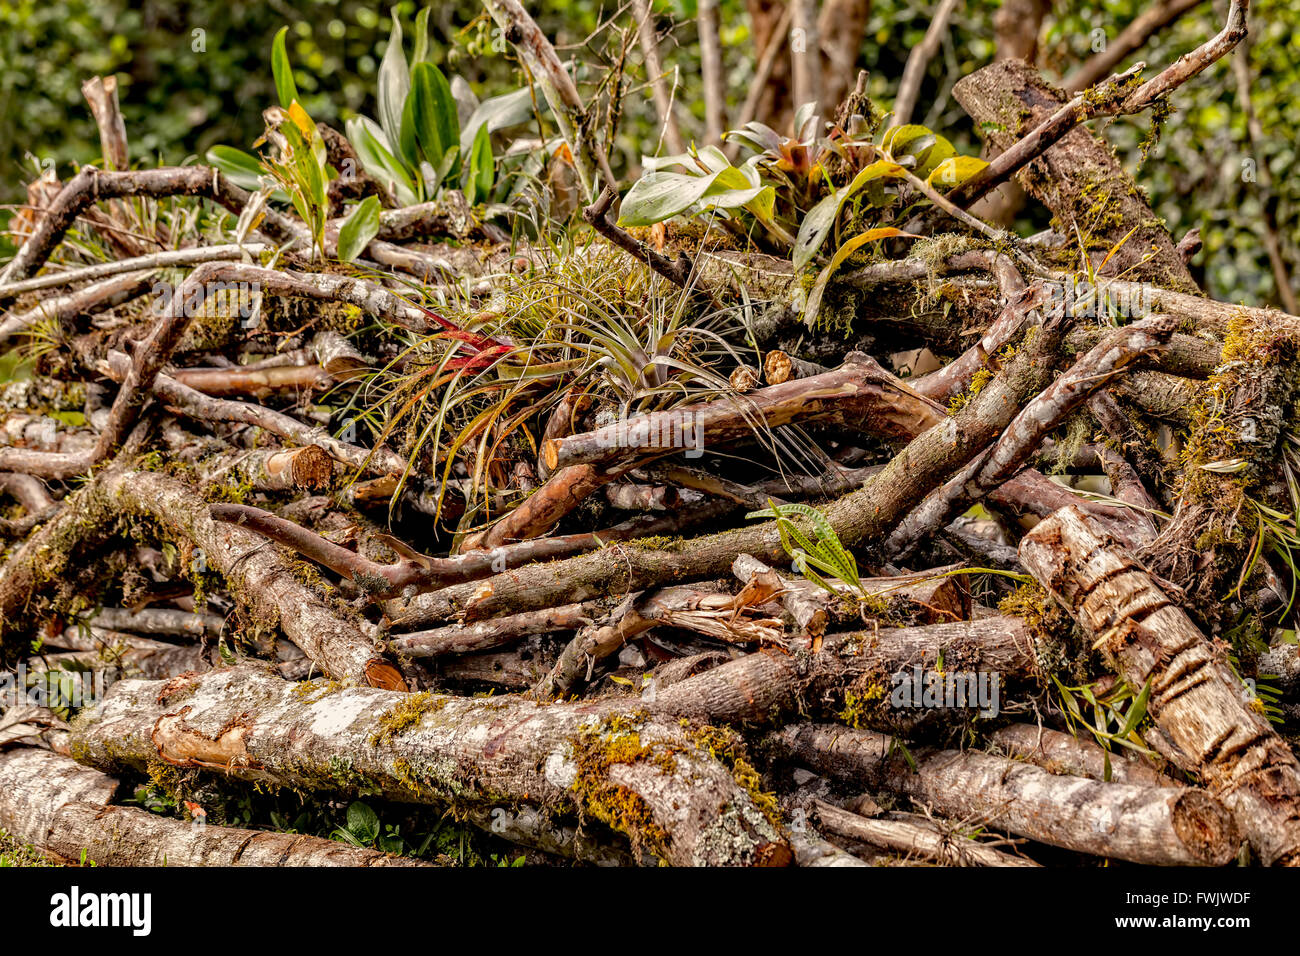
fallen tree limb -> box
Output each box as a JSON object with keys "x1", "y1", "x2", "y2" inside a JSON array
[
  {"x1": 0, "y1": 469, "x2": 401, "y2": 688},
  {"x1": 654, "y1": 616, "x2": 1037, "y2": 726},
  {"x1": 0, "y1": 749, "x2": 424, "y2": 866},
  {"x1": 69, "y1": 666, "x2": 792, "y2": 866},
  {"x1": 1019, "y1": 505, "x2": 1300, "y2": 866},
  {"x1": 768, "y1": 723, "x2": 1240, "y2": 866},
  {"x1": 811, "y1": 798, "x2": 1040, "y2": 867}
]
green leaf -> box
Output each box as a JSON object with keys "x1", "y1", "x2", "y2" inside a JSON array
[
  {"x1": 411, "y1": 6, "x2": 431, "y2": 66},
  {"x1": 206, "y1": 146, "x2": 264, "y2": 191},
  {"x1": 338, "y1": 195, "x2": 382, "y2": 262},
  {"x1": 883, "y1": 124, "x2": 954, "y2": 178},
  {"x1": 346, "y1": 117, "x2": 419, "y2": 206},
  {"x1": 460, "y1": 86, "x2": 545, "y2": 155},
  {"x1": 346, "y1": 801, "x2": 380, "y2": 844},
  {"x1": 377, "y1": 7, "x2": 410, "y2": 158},
  {"x1": 271, "y1": 26, "x2": 299, "y2": 109},
  {"x1": 792, "y1": 160, "x2": 905, "y2": 271},
  {"x1": 410, "y1": 62, "x2": 460, "y2": 179},
  {"x1": 465, "y1": 123, "x2": 495, "y2": 204},
  {"x1": 803, "y1": 228, "x2": 917, "y2": 327},
  {"x1": 617, "y1": 169, "x2": 723, "y2": 227}
]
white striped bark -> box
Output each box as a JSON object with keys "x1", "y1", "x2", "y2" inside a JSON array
[
  {"x1": 69, "y1": 666, "x2": 792, "y2": 867},
  {"x1": 0, "y1": 749, "x2": 423, "y2": 866},
  {"x1": 769, "y1": 723, "x2": 1240, "y2": 866},
  {"x1": 1019, "y1": 505, "x2": 1300, "y2": 866}
]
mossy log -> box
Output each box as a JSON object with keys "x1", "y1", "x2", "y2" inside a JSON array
[
  {"x1": 0, "y1": 749, "x2": 424, "y2": 866},
  {"x1": 0, "y1": 468, "x2": 401, "y2": 689},
  {"x1": 655, "y1": 616, "x2": 1037, "y2": 727},
  {"x1": 952, "y1": 59, "x2": 1197, "y2": 293},
  {"x1": 768, "y1": 723, "x2": 1240, "y2": 866},
  {"x1": 543, "y1": 353, "x2": 945, "y2": 474},
  {"x1": 1019, "y1": 505, "x2": 1300, "y2": 866},
  {"x1": 68, "y1": 666, "x2": 792, "y2": 866}
]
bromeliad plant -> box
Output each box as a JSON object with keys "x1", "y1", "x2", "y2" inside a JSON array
[
  {"x1": 207, "y1": 10, "x2": 513, "y2": 261},
  {"x1": 618, "y1": 101, "x2": 990, "y2": 324}
]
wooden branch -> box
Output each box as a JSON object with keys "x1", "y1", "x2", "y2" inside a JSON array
[
  {"x1": 0, "y1": 469, "x2": 402, "y2": 688},
  {"x1": 887, "y1": 315, "x2": 1177, "y2": 557},
  {"x1": 769, "y1": 723, "x2": 1240, "y2": 866},
  {"x1": 698, "y1": 0, "x2": 727, "y2": 141},
  {"x1": 631, "y1": 0, "x2": 685, "y2": 153},
  {"x1": 655, "y1": 616, "x2": 1037, "y2": 725},
  {"x1": 812, "y1": 799, "x2": 1040, "y2": 867},
  {"x1": 0, "y1": 270, "x2": 154, "y2": 345},
  {"x1": 944, "y1": 0, "x2": 1248, "y2": 267},
  {"x1": 80, "y1": 76, "x2": 129, "y2": 171},
  {"x1": 390, "y1": 601, "x2": 605, "y2": 658},
  {"x1": 987, "y1": 723, "x2": 1178, "y2": 789},
  {"x1": 0, "y1": 749, "x2": 425, "y2": 866},
  {"x1": 1019, "y1": 506, "x2": 1300, "y2": 865},
  {"x1": 1063, "y1": 0, "x2": 1206, "y2": 93},
  {"x1": 890, "y1": 0, "x2": 961, "y2": 129},
  {"x1": 0, "y1": 243, "x2": 266, "y2": 307},
  {"x1": 544, "y1": 353, "x2": 946, "y2": 473},
  {"x1": 69, "y1": 666, "x2": 791, "y2": 866},
  {"x1": 483, "y1": 0, "x2": 619, "y2": 199},
  {"x1": 790, "y1": 0, "x2": 822, "y2": 114}
]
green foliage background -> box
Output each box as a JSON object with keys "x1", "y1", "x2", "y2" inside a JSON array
[{"x1": 1, "y1": 0, "x2": 1296, "y2": 305}]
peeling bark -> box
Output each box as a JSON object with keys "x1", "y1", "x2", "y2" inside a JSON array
[{"x1": 69, "y1": 666, "x2": 791, "y2": 866}]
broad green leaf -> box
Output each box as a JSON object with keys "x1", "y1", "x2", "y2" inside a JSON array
[
  {"x1": 617, "y1": 169, "x2": 723, "y2": 227},
  {"x1": 271, "y1": 26, "x2": 299, "y2": 109},
  {"x1": 377, "y1": 8, "x2": 410, "y2": 160},
  {"x1": 927, "y1": 155, "x2": 990, "y2": 189},
  {"x1": 465, "y1": 123, "x2": 494, "y2": 204},
  {"x1": 206, "y1": 146, "x2": 264, "y2": 191},
  {"x1": 337, "y1": 195, "x2": 382, "y2": 262},
  {"x1": 803, "y1": 227, "x2": 918, "y2": 326},
  {"x1": 410, "y1": 62, "x2": 460, "y2": 177},
  {"x1": 698, "y1": 155, "x2": 775, "y2": 222},
  {"x1": 884, "y1": 124, "x2": 954, "y2": 178},
  {"x1": 459, "y1": 86, "x2": 546, "y2": 154},
  {"x1": 792, "y1": 160, "x2": 905, "y2": 271},
  {"x1": 346, "y1": 802, "x2": 380, "y2": 844},
  {"x1": 346, "y1": 116, "x2": 419, "y2": 206}
]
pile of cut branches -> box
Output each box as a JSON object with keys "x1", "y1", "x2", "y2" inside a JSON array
[{"x1": 3, "y1": 0, "x2": 1300, "y2": 868}]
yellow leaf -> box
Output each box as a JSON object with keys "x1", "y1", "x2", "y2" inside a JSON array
[
  {"x1": 288, "y1": 101, "x2": 315, "y2": 137},
  {"x1": 926, "y1": 156, "x2": 989, "y2": 189}
]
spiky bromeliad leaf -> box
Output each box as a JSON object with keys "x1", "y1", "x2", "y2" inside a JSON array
[
  {"x1": 271, "y1": 26, "x2": 299, "y2": 109},
  {"x1": 337, "y1": 195, "x2": 382, "y2": 263}
]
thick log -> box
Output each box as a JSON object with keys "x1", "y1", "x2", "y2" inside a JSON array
[
  {"x1": 0, "y1": 749, "x2": 423, "y2": 866},
  {"x1": 69, "y1": 666, "x2": 791, "y2": 866},
  {"x1": 953, "y1": 60, "x2": 1196, "y2": 292},
  {"x1": 987, "y1": 723, "x2": 1178, "y2": 789},
  {"x1": 769, "y1": 723, "x2": 1240, "y2": 866},
  {"x1": 655, "y1": 616, "x2": 1036, "y2": 726},
  {"x1": 1019, "y1": 506, "x2": 1300, "y2": 866},
  {"x1": 544, "y1": 354, "x2": 945, "y2": 474},
  {"x1": 0, "y1": 469, "x2": 401, "y2": 689}
]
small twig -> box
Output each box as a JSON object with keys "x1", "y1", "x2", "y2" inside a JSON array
[{"x1": 582, "y1": 186, "x2": 724, "y2": 308}]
